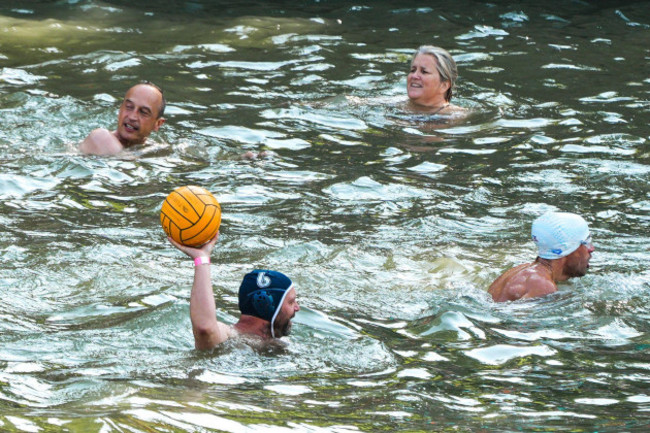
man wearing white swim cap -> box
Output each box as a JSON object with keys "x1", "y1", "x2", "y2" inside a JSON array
[{"x1": 488, "y1": 212, "x2": 595, "y2": 302}]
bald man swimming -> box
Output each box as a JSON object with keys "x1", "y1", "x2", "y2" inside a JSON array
[{"x1": 80, "y1": 82, "x2": 166, "y2": 156}]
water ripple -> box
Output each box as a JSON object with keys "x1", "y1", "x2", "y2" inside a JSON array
[{"x1": 1, "y1": 1, "x2": 650, "y2": 431}]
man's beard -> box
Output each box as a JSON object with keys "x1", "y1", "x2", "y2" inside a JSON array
[
  {"x1": 274, "y1": 319, "x2": 292, "y2": 338},
  {"x1": 565, "y1": 256, "x2": 587, "y2": 278}
]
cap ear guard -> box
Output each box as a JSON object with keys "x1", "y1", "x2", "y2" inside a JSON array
[{"x1": 251, "y1": 290, "x2": 275, "y2": 321}]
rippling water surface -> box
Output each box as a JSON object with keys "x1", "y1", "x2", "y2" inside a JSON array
[{"x1": 1, "y1": 0, "x2": 649, "y2": 431}]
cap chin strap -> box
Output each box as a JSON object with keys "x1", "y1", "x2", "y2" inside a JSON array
[{"x1": 270, "y1": 284, "x2": 293, "y2": 338}]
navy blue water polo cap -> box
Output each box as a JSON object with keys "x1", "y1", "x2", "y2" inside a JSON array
[{"x1": 238, "y1": 270, "x2": 294, "y2": 337}]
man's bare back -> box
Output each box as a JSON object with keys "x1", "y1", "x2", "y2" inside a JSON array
[{"x1": 488, "y1": 261, "x2": 557, "y2": 302}]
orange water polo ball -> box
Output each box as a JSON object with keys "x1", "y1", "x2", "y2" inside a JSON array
[{"x1": 160, "y1": 185, "x2": 221, "y2": 247}]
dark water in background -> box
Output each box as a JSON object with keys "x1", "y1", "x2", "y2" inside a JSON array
[{"x1": 1, "y1": 0, "x2": 649, "y2": 431}]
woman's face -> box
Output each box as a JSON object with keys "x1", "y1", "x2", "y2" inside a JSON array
[{"x1": 407, "y1": 53, "x2": 449, "y2": 107}]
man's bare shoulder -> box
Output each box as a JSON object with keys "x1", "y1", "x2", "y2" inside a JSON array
[
  {"x1": 489, "y1": 263, "x2": 556, "y2": 302},
  {"x1": 79, "y1": 128, "x2": 123, "y2": 156},
  {"x1": 520, "y1": 272, "x2": 557, "y2": 299},
  {"x1": 488, "y1": 263, "x2": 529, "y2": 301}
]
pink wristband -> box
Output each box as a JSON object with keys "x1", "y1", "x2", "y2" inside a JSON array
[{"x1": 194, "y1": 256, "x2": 210, "y2": 266}]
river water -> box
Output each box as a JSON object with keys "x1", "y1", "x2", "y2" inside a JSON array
[{"x1": 1, "y1": 0, "x2": 649, "y2": 432}]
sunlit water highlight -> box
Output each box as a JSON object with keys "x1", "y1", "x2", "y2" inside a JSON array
[{"x1": 1, "y1": 0, "x2": 649, "y2": 432}]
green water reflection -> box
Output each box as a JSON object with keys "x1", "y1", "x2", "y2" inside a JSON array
[{"x1": 1, "y1": 0, "x2": 649, "y2": 432}]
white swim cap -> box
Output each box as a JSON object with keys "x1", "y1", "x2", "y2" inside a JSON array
[{"x1": 531, "y1": 212, "x2": 590, "y2": 259}]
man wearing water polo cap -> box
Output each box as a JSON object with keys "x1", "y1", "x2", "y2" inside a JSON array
[
  {"x1": 488, "y1": 212, "x2": 595, "y2": 302},
  {"x1": 168, "y1": 233, "x2": 300, "y2": 350},
  {"x1": 80, "y1": 81, "x2": 166, "y2": 155}
]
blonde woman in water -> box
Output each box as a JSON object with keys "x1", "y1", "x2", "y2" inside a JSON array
[{"x1": 407, "y1": 45, "x2": 464, "y2": 115}]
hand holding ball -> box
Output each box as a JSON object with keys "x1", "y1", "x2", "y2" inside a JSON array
[{"x1": 160, "y1": 186, "x2": 221, "y2": 247}]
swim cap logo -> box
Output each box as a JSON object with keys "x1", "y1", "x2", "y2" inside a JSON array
[{"x1": 256, "y1": 272, "x2": 271, "y2": 289}]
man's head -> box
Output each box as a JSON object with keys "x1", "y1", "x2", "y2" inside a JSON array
[
  {"x1": 532, "y1": 211, "x2": 595, "y2": 277},
  {"x1": 238, "y1": 270, "x2": 300, "y2": 338},
  {"x1": 115, "y1": 82, "x2": 166, "y2": 146}
]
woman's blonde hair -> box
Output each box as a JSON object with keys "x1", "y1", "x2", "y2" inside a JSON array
[{"x1": 412, "y1": 45, "x2": 458, "y2": 102}]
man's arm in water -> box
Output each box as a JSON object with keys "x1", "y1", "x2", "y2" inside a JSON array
[
  {"x1": 79, "y1": 128, "x2": 123, "y2": 156},
  {"x1": 168, "y1": 233, "x2": 232, "y2": 350}
]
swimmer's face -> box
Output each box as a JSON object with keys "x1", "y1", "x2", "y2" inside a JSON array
[
  {"x1": 407, "y1": 54, "x2": 450, "y2": 107},
  {"x1": 116, "y1": 84, "x2": 165, "y2": 146},
  {"x1": 274, "y1": 287, "x2": 299, "y2": 337},
  {"x1": 565, "y1": 242, "x2": 595, "y2": 278}
]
